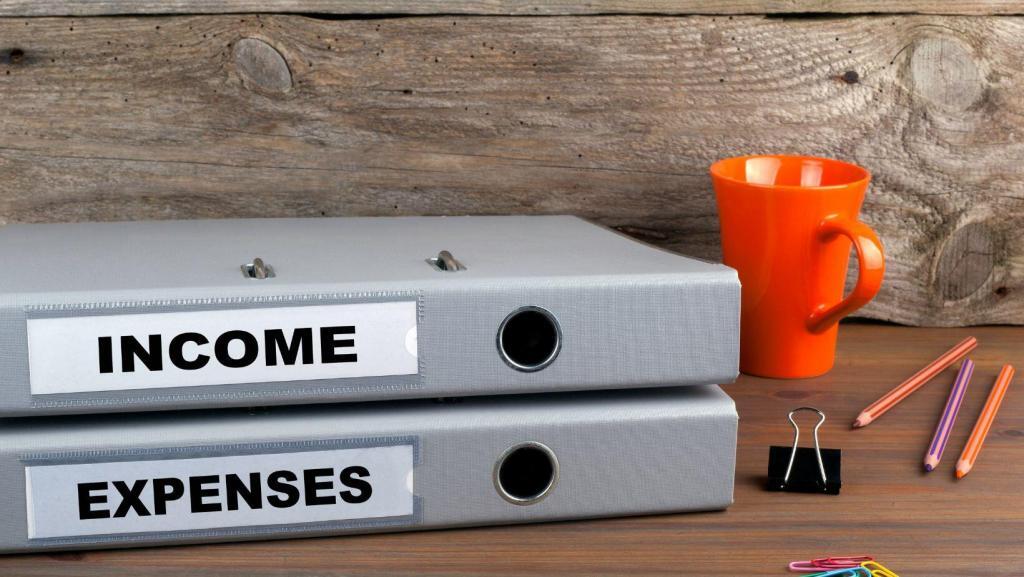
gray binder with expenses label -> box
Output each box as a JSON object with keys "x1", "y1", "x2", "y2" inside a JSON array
[
  {"x1": 0, "y1": 385, "x2": 737, "y2": 553},
  {"x1": 0, "y1": 215, "x2": 739, "y2": 415}
]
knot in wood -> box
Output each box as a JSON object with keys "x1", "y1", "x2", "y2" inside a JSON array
[
  {"x1": 233, "y1": 38, "x2": 292, "y2": 94},
  {"x1": 935, "y1": 221, "x2": 996, "y2": 302},
  {"x1": 909, "y1": 36, "x2": 984, "y2": 112},
  {"x1": 6, "y1": 48, "x2": 25, "y2": 64}
]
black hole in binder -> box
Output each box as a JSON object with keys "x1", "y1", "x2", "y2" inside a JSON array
[
  {"x1": 496, "y1": 444, "x2": 557, "y2": 503},
  {"x1": 498, "y1": 307, "x2": 560, "y2": 371}
]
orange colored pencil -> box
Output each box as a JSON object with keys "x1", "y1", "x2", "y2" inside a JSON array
[
  {"x1": 956, "y1": 364, "x2": 1015, "y2": 479},
  {"x1": 852, "y1": 336, "x2": 978, "y2": 428}
]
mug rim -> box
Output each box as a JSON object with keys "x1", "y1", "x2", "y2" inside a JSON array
[{"x1": 709, "y1": 154, "x2": 871, "y2": 191}]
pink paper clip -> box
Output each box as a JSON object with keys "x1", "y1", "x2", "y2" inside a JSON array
[{"x1": 789, "y1": 556, "x2": 875, "y2": 572}]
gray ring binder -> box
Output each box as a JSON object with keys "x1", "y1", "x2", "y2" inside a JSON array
[
  {"x1": 0, "y1": 386, "x2": 738, "y2": 553},
  {"x1": 0, "y1": 216, "x2": 740, "y2": 415}
]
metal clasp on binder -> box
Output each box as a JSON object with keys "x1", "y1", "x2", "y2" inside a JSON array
[
  {"x1": 426, "y1": 250, "x2": 466, "y2": 272},
  {"x1": 767, "y1": 407, "x2": 842, "y2": 494},
  {"x1": 241, "y1": 257, "x2": 275, "y2": 279}
]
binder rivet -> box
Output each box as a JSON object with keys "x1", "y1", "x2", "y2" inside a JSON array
[
  {"x1": 426, "y1": 250, "x2": 466, "y2": 272},
  {"x1": 241, "y1": 257, "x2": 276, "y2": 279}
]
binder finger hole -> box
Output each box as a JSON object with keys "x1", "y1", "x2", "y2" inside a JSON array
[
  {"x1": 494, "y1": 442, "x2": 559, "y2": 505},
  {"x1": 497, "y1": 307, "x2": 561, "y2": 372}
]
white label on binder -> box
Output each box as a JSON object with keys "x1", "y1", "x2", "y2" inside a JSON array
[
  {"x1": 26, "y1": 301, "x2": 418, "y2": 395},
  {"x1": 25, "y1": 444, "x2": 415, "y2": 539}
]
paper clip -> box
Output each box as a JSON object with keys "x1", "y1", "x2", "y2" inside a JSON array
[
  {"x1": 861, "y1": 561, "x2": 899, "y2": 577},
  {"x1": 804, "y1": 568, "x2": 871, "y2": 577},
  {"x1": 789, "y1": 556, "x2": 875, "y2": 572}
]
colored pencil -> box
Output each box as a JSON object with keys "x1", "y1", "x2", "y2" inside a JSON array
[
  {"x1": 924, "y1": 359, "x2": 973, "y2": 472},
  {"x1": 956, "y1": 364, "x2": 1015, "y2": 479},
  {"x1": 852, "y1": 336, "x2": 977, "y2": 428}
]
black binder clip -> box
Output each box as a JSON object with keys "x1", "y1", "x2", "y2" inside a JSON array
[{"x1": 767, "y1": 407, "x2": 841, "y2": 495}]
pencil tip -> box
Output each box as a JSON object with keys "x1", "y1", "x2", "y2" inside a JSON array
[
  {"x1": 955, "y1": 468, "x2": 967, "y2": 479},
  {"x1": 852, "y1": 416, "x2": 865, "y2": 428},
  {"x1": 924, "y1": 463, "x2": 934, "y2": 472}
]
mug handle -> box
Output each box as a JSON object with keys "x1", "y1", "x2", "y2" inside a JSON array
[{"x1": 806, "y1": 215, "x2": 885, "y2": 334}]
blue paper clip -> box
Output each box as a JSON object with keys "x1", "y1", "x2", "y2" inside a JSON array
[{"x1": 806, "y1": 568, "x2": 872, "y2": 577}]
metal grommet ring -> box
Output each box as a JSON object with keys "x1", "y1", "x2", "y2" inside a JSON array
[
  {"x1": 493, "y1": 441, "x2": 559, "y2": 506},
  {"x1": 496, "y1": 306, "x2": 562, "y2": 372}
]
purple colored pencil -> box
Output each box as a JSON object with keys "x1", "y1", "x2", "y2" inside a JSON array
[{"x1": 924, "y1": 358, "x2": 974, "y2": 472}]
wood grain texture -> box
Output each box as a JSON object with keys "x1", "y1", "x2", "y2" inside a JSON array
[
  {"x1": 0, "y1": 325, "x2": 1020, "y2": 576},
  {"x1": 2, "y1": 1, "x2": 1024, "y2": 16},
  {"x1": 0, "y1": 14, "x2": 1022, "y2": 325}
]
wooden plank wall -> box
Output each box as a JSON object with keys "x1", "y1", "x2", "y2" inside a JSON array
[{"x1": 0, "y1": 2, "x2": 1022, "y2": 326}]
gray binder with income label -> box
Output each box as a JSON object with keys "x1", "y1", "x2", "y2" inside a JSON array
[
  {"x1": 0, "y1": 385, "x2": 737, "y2": 553},
  {"x1": 0, "y1": 215, "x2": 739, "y2": 415}
]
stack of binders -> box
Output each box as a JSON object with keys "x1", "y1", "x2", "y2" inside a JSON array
[{"x1": 0, "y1": 215, "x2": 740, "y2": 552}]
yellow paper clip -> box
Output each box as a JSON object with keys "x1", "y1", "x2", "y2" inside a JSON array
[{"x1": 860, "y1": 561, "x2": 899, "y2": 577}]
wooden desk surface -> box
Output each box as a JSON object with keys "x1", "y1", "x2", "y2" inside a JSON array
[{"x1": 1, "y1": 325, "x2": 1021, "y2": 576}]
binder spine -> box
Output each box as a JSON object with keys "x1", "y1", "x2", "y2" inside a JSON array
[
  {"x1": 1, "y1": 272, "x2": 739, "y2": 416},
  {"x1": 0, "y1": 386, "x2": 738, "y2": 552}
]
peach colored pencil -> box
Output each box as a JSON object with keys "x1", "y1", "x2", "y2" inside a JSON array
[
  {"x1": 956, "y1": 364, "x2": 1015, "y2": 479},
  {"x1": 852, "y1": 336, "x2": 978, "y2": 428}
]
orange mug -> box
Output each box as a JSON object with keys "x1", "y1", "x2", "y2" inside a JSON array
[{"x1": 710, "y1": 155, "x2": 885, "y2": 378}]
